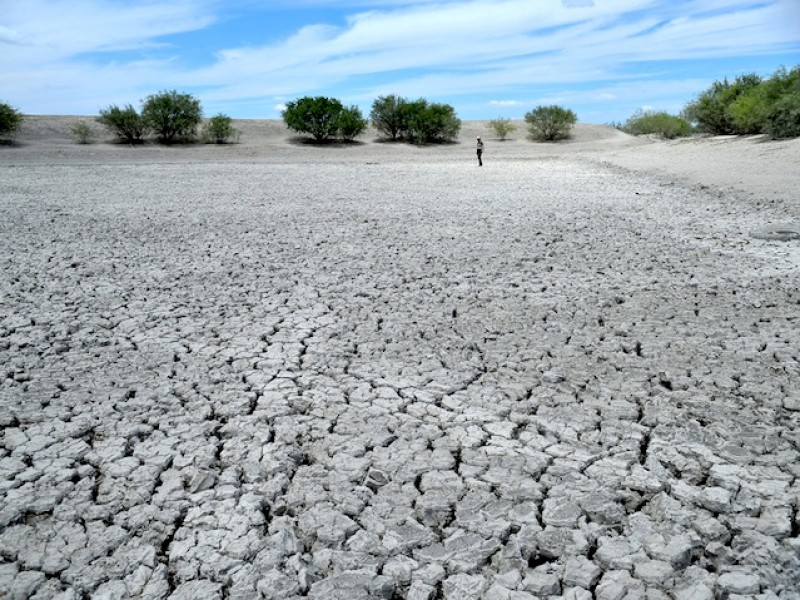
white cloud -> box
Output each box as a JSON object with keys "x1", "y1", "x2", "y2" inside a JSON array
[
  {"x1": 2, "y1": 0, "x2": 798, "y2": 116},
  {"x1": 0, "y1": 25, "x2": 22, "y2": 44}
]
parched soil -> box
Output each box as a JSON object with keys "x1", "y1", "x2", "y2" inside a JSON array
[{"x1": 1, "y1": 118, "x2": 799, "y2": 599}]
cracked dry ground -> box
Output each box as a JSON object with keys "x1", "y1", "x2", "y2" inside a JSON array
[{"x1": 1, "y1": 158, "x2": 799, "y2": 600}]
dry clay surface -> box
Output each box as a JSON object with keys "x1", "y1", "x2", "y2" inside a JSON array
[{"x1": 1, "y1": 119, "x2": 800, "y2": 599}]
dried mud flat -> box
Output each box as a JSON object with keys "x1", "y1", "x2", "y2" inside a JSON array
[{"x1": 1, "y1": 118, "x2": 800, "y2": 600}]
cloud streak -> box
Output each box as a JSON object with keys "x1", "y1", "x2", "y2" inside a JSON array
[{"x1": 1, "y1": 0, "x2": 798, "y2": 119}]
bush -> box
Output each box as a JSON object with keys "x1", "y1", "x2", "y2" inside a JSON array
[
  {"x1": 337, "y1": 105, "x2": 368, "y2": 141},
  {"x1": 283, "y1": 96, "x2": 345, "y2": 141},
  {"x1": 683, "y1": 73, "x2": 761, "y2": 134},
  {"x1": 70, "y1": 122, "x2": 94, "y2": 144},
  {"x1": 683, "y1": 67, "x2": 800, "y2": 137},
  {"x1": 0, "y1": 102, "x2": 23, "y2": 141},
  {"x1": 488, "y1": 117, "x2": 516, "y2": 140},
  {"x1": 404, "y1": 100, "x2": 461, "y2": 144},
  {"x1": 370, "y1": 95, "x2": 408, "y2": 140},
  {"x1": 142, "y1": 90, "x2": 202, "y2": 142},
  {"x1": 97, "y1": 104, "x2": 149, "y2": 142},
  {"x1": 727, "y1": 88, "x2": 770, "y2": 134},
  {"x1": 735, "y1": 66, "x2": 800, "y2": 137},
  {"x1": 201, "y1": 114, "x2": 240, "y2": 144},
  {"x1": 524, "y1": 105, "x2": 577, "y2": 141},
  {"x1": 282, "y1": 97, "x2": 368, "y2": 142},
  {"x1": 622, "y1": 110, "x2": 692, "y2": 139},
  {"x1": 764, "y1": 91, "x2": 800, "y2": 139},
  {"x1": 369, "y1": 95, "x2": 460, "y2": 143}
]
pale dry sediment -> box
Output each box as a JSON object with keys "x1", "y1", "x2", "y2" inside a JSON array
[{"x1": 1, "y1": 127, "x2": 799, "y2": 599}]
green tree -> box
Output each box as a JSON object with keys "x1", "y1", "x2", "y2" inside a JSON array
[
  {"x1": 524, "y1": 105, "x2": 577, "y2": 141},
  {"x1": 0, "y1": 102, "x2": 23, "y2": 141},
  {"x1": 683, "y1": 73, "x2": 761, "y2": 134},
  {"x1": 283, "y1": 96, "x2": 345, "y2": 141},
  {"x1": 765, "y1": 90, "x2": 800, "y2": 139},
  {"x1": 141, "y1": 90, "x2": 203, "y2": 142},
  {"x1": 97, "y1": 104, "x2": 149, "y2": 142},
  {"x1": 404, "y1": 100, "x2": 461, "y2": 144},
  {"x1": 201, "y1": 114, "x2": 240, "y2": 144},
  {"x1": 370, "y1": 94, "x2": 408, "y2": 140},
  {"x1": 730, "y1": 66, "x2": 800, "y2": 136},
  {"x1": 488, "y1": 117, "x2": 516, "y2": 140},
  {"x1": 337, "y1": 105, "x2": 368, "y2": 141}
]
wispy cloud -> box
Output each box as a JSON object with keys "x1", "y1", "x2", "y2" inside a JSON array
[{"x1": 1, "y1": 0, "x2": 798, "y2": 118}]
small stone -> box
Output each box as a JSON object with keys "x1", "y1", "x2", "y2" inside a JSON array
[
  {"x1": 382, "y1": 556, "x2": 418, "y2": 585},
  {"x1": 407, "y1": 581, "x2": 436, "y2": 600},
  {"x1": 442, "y1": 573, "x2": 488, "y2": 600},
  {"x1": 717, "y1": 571, "x2": 760, "y2": 595},
  {"x1": 9, "y1": 571, "x2": 46, "y2": 600},
  {"x1": 563, "y1": 556, "x2": 601, "y2": 589},
  {"x1": 521, "y1": 571, "x2": 560, "y2": 595},
  {"x1": 675, "y1": 583, "x2": 714, "y2": 600},
  {"x1": 634, "y1": 559, "x2": 674, "y2": 585},
  {"x1": 647, "y1": 534, "x2": 696, "y2": 568},
  {"x1": 188, "y1": 470, "x2": 217, "y2": 493},
  {"x1": 541, "y1": 498, "x2": 583, "y2": 528},
  {"x1": 91, "y1": 580, "x2": 128, "y2": 600},
  {"x1": 535, "y1": 527, "x2": 590, "y2": 559},
  {"x1": 414, "y1": 563, "x2": 446, "y2": 586},
  {"x1": 168, "y1": 580, "x2": 223, "y2": 600},
  {"x1": 485, "y1": 583, "x2": 512, "y2": 600},
  {"x1": 697, "y1": 486, "x2": 731, "y2": 513},
  {"x1": 782, "y1": 395, "x2": 800, "y2": 411}
]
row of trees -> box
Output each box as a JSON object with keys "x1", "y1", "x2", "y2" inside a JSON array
[
  {"x1": 282, "y1": 95, "x2": 462, "y2": 144},
  {"x1": 3, "y1": 65, "x2": 795, "y2": 143},
  {"x1": 96, "y1": 90, "x2": 239, "y2": 144},
  {"x1": 284, "y1": 95, "x2": 578, "y2": 143},
  {"x1": 684, "y1": 66, "x2": 799, "y2": 138},
  {"x1": 613, "y1": 65, "x2": 799, "y2": 139}
]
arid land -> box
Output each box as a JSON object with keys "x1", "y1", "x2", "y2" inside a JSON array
[{"x1": 1, "y1": 117, "x2": 799, "y2": 599}]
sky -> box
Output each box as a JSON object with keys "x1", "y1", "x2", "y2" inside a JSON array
[{"x1": 2, "y1": 0, "x2": 799, "y2": 123}]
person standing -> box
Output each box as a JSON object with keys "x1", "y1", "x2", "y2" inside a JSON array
[{"x1": 476, "y1": 136, "x2": 484, "y2": 166}]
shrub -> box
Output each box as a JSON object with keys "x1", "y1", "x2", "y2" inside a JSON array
[
  {"x1": 370, "y1": 95, "x2": 408, "y2": 140},
  {"x1": 488, "y1": 117, "x2": 516, "y2": 140},
  {"x1": 282, "y1": 97, "x2": 368, "y2": 142},
  {"x1": 404, "y1": 100, "x2": 461, "y2": 144},
  {"x1": 0, "y1": 102, "x2": 23, "y2": 141},
  {"x1": 524, "y1": 105, "x2": 577, "y2": 141},
  {"x1": 142, "y1": 90, "x2": 202, "y2": 142},
  {"x1": 283, "y1": 96, "x2": 345, "y2": 141},
  {"x1": 70, "y1": 122, "x2": 94, "y2": 144},
  {"x1": 623, "y1": 110, "x2": 692, "y2": 139},
  {"x1": 201, "y1": 114, "x2": 240, "y2": 144},
  {"x1": 369, "y1": 95, "x2": 460, "y2": 143},
  {"x1": 727, "y1": 88, "x2": 770, "y2": 134},
  {"x1": 683, "y1": 67, "x2": 800, "y2": 137},
  {"x1": 764, "y1": 91, "x2": 800, "y2": 139},
  {"x1": 733, "y1": 66, "x2": 800, "y2": 137},
  {"x1": 337, "y1": 105, "x2": 368, "y2": 141},
  {"x1": 97, "y1": 104, "x2": 149, "y2": 142},
  {"x1": 398, "y1": 99, "x2": 427, "y2": 141},
  {"x1": 683, "y1": 73, "x2": 761, "y2": 134}
]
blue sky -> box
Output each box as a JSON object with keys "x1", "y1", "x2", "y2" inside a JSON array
[{"x1": 2, "y1": 0, "x2": 799, "y2": 123}]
